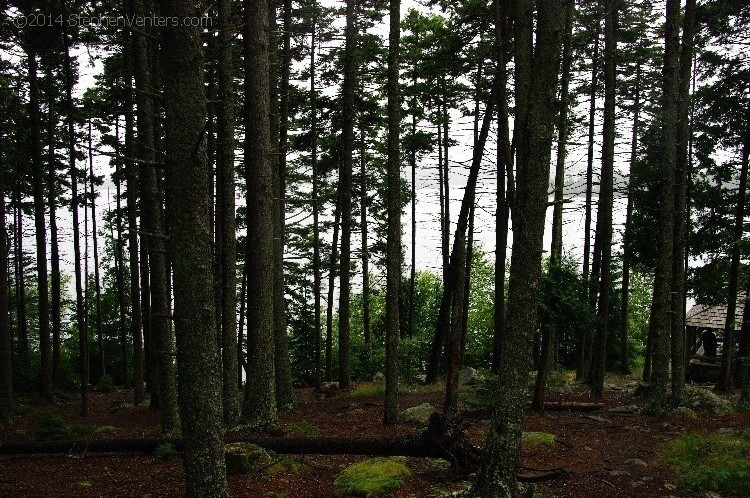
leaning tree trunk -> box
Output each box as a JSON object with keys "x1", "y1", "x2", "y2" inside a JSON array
[
  {"x1": 325, "y1": 186, "x2": 341, "y2": 382},
  {"x1": 589, "y1": 0, "x2": 617, "y2": 398},
  {"x1": 472, "y1": 0, "x2": 564, "y2": 494},
  {"x1": 384, "y1": 0, "x2": 401, "y2": 425},
  {"x1": 217, "y1": 0, "x2": 240, "y2": 426},
  {"x1": 114, "y1": 118, "x2": 132, "y2": 393},
  {"x1": 160, "y1": 0, "x2": 228, "y2": 494},
  {"x1": 647, "y1": 0, "x2": 680, "y2": 413},
  {"x1": 28, "y1": 49, "x2": 53, "y2": 401},
  {"x1": 671, "y1": 0, "x2": 696, "y2": 405},
  {"x1": 243, "y1": 0, "x2": 278, "y2": 427}
]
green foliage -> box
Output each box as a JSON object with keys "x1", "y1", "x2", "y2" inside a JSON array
[
  {"x1": 34, "y1": 411, "x2": 91, "y2": 441},
  {"x1": 95, "y1": 374, "x2": 115, "y2": 393},
  {"x1": 461, "y1": 373, "x2": 499, "y2": 414},
  {"x1": 682, "y1": 386, "x2": 734, "y2": 416},
  {"x1": 350, "y1": 383, "x2": 385, "y2": 398},
  {"x1": 661, "y1": 431, "x2": 750, "y2": 496},
  {"x1": 334, "y1": 457, "x2": 411, "y2": 497},
  {"x1": 153, "y1": 442, "x2": 176, "y2": 461},
  {"x1": 286, "y1": 421, "x2": 319, "y2": 437}
]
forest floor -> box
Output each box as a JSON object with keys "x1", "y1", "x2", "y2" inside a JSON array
[{"x1": 0, "y1": 372, "x2": 748, "y2": 497}]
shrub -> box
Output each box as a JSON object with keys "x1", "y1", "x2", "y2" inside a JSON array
[
  {"x1": 95, "y1": 374, "x2": 116, "y2": 393},
  {"x1": 153, "y1": 442, "x2": 176, "y2": 461},
  {"x1": 661, "y1": 431, "x2": 750, "y2": 496},
  {"x1": 35, "y1": 411, "x2": 91, "y2": 441},
  {"x1": 334, "y1": 457, "x2": 411, "y2": 496}
]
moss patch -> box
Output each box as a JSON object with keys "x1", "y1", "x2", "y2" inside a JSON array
[
  {"x1": 286, "y1": 421, "x2": 320, "y2": 437},
  {"x1": 334, "y1": 457, "x2": 411, "y2": 496},
  {"x1": 349, "y1": 383, "x2": 386, "y2": 398},
  {"x1": 661, "y1": 430, "x2": 750, "y2": 496},
  {"x1": 522, "y1": 432, "x2": 555, "y2": 448},
  {"x1": 682, "y1": 386, "x2": 733, "y2": 416},
  {"x1": 399, "y1": 403, "x2": 436, "y2": 425}
]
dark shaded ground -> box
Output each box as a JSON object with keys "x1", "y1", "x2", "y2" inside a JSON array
[{"x1": 1, "y1": 374, "x2": 747, "y2": 497}]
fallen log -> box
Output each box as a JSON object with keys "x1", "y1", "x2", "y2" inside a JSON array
[{"x1": 543, "y1": 401, "x2": 603, "y2": 412}]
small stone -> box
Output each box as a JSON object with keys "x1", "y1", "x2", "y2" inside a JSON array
[
  {"x1": 624, "y1": 458, "x2": 648, "y2": 467},
  {"x1": 664, "y1": 483, "x2": 677, "y2": 491},
  {"x1": 609, "y1": 404, "x2": 640, "y2": 413}
]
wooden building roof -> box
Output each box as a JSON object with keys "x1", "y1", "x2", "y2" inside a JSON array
[{"x1": 685, "y1": 293, "x2": 746, "y2": 331}]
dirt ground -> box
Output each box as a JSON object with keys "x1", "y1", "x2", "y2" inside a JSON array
[{"x1": 1, "y1": 374, "x2": 747, "y2": 497}]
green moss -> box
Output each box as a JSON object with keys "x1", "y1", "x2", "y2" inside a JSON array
[
  {"x1": 661, "y1": 431, "x2": 750, "y2": 496},
  {"x1": 350, "y1": 383, "x2": 386, "y2": 398},
  {"x1": 334, "y1": 457, "x2": 411, "y2": 496},
  {"x1": 266, "y1": 457, "x2": 308, "y2": 474},
  {"x1": 522, "y1": 432, "x2": 555, "y2": 448},
  {"x1": 682, "y1": 386, "x2": 733, "y2": 415},
  {"x1": 94, "y1": 425, "x2": 117, "y2": 434},
  {"x1": 399, "y1": 403, "x2": 436, "y2": 425}
]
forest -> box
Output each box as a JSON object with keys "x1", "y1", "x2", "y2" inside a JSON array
[{"x1": 0, "y1": 0, "x2": 749, "y2": 496}]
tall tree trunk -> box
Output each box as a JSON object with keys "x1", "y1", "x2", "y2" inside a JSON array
[
  {"x1": 736, "y1": 275, "x2": 750, "y2": 390},
  {"x1": 243, "y1": 0, "x2": 278, "y2": 426},
  {"x1": 408, "y1": 56, "x2": 417, "y2": 356},
  {"x1": 472, "y1": 0, "x2": 564, "y2": 493},
  {"x1": 360, "y1": 128, "x2": 371, "y2": 360},
  {"x1": 550, "y1": 3, "x2": 574, "y2": 263},
  {"x1": 62, "y1": 13, "x2": 88, "y2": 416},
  {"x1": 88, "y1": 119, "x2": 106, "y2": 380},
  {"x1": 338, "y1": 0, "x2": 357, "y2": 392},
  {"x1": 0, "y1": 114, "x2": 12, "y2": 421},
  {"x1": 273, "y1": 0, "x2": 296, "y2": 411},
  {"x1": 325, "y1": 186, "x2": 341, "y2": 382},
  {"x1": 310, "y1": 3, "x2": 322, "y2": 390},
  {"x1": 620, "y1": 64, "x2": 641, "y2": 376},
  {"x1": 114, "y1": 117, "x2": 136, "y2": 397},
  {"x1": 217, "y1": 0, "x2": 240, "y2": 426},
  {"x1": 437, "y1": 104, "x2": 445, "y2": 282},
  {"x1": 161, "y1": 0, "x2": 228, "y2": 493},
  {"x1": 589, "y1": 0, "x2": 616, "y2": 397},
  {"x1": 384, "y1": 0, "x2": 401, "y2": 425},
  {"x1": 14, "y1": 183, "x2": 29, "y2": 377},
  {"x1": 132, "y1": 0, "x2": 179, "y2": 432},
  {"x1": 579, "y1": 15, "x2": 601, "y2": 382},
  {"x1": 28, "y1": 49, "x2": 52, "y2": 401},
  {"x1": 647, "y1": 0, "x2": 680, "y2": 412},
  {"x1": 717, "y1": 135, "x2": 749, "y2": 392},
  {"x1": 237, "y1": 263, "x2": 247, "y2": 389},
  {"x1": 443, "y1": 233, "x2": 466, "y2": 427},
  {"x1": 123, "y1": 15, "x2": 144, "y2": 402},
  {"x1": 46, "y1": 65, "x2": 62, "y2": 389},
  {"x1": 671, "y1": 0, "x2": 696, "y2": 404}
]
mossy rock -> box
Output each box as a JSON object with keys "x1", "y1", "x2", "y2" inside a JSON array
[
  {"x1": 334, "y1": 457, "x2": 411, "y2": 496},
  {"x1": 522, "y1": 432, "x2": 555, "y2": 448},
  {"x1": 94, "y1": 425, "x2": 117, "y2": 434},
  {"x1": 682, "y1": 386, "x2": 733, "y2": 416},
  {"x1": 399, "y1": 403, "x2": 436, "y2": 425},
  {"x1": 225, "y1": 443, "x2": 273, "y2": 475}
]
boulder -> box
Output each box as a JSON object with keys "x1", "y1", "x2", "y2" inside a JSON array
[
  {"x1": 225, "y1": 443, "x2": 273, "y2": 475},
  {"x1": 458, "y1": 367, "x2": 477, "y2": 385},
  {"x1": 321, "y1": 382, "x2": 340, "y2": 398},
  {"x1": 399, "y1": 403, "x2": 436, "y2": 425},
  {"x1": 372, "y1": 372, "x2": 385, "y2": 382}
]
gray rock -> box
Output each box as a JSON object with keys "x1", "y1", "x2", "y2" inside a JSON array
[
  {"x1": 399, "y1": 403, "x2": 437, "y2": 425},
  {"x1": 372, "y1": 372, "x2": 385, "y2": 382},
  {"x1": 458, "y1": 367, "x2": 477, "y2": 385},
  {"x1": 625, "y1": 458, "x2": 648, "y2": 467}
]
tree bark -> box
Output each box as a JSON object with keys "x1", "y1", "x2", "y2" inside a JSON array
[
  {"x1": 132, "y1": 0, "x2": 178, "y2": 432},
  {"x1": 472, "y1": 0, "x2": 564, "y2": 493},
  {"x1": 717, "y1": 136, "x2": 749, "y2": 392},
  {"x1": 589, "y1": 0, "x2": 617, "y2": 398},
  {"x1": 217, "y1": 0, "x2": 240, "y2": 426},
  {"x1": 338, "y1": 0, "x2": 357, "y2": 393},
  {"x1": 620, "y1": 64, "x2": 640, "y2": 376},
  {"x1": 161, "y1": 0, "x2": 228, "y2": 494},
  {"x1": 45, "y1": 64, "x2": 62, "y2": 390},
  {"x1": 579, "y1": 14, "x2": 601, "y2": 382},
  {"x1": 310, "y1": 4, "x2": 322, "y2": 390},
  {"x1": 671, "y1": 0, "x2": 696, "y2": 404},
  {"x1": 325, "y1": 186, "x2": 341, "y2": 383},
  {"x1": 122, "y1": 14, "x2": 145, "y2": 403},
  {"x1": 647, "y1": 0, "x2": 680, "y2": 412},
  {"x1": 0, "y1": 112, "x2": 12, "y2": 421},
  {"x1": 88, "y1": 119, "x2": 106, "y2": 381},
  {"x1": 384, "y1": 0, "x2": 401, "y2": 425},
  {"x1": 273, "y1": 0, "x2": 296, "y2": 411},
  {"x1": 237, "y1": 264, "x2": 247, "y2": 389},
  {"x1": 27, "y1": 48, "x2": 53, "y2": 401},
  {"x1": 360, "y1": 127, "x2": 372, "y2": 361},
  {"x1": 14, "y1": 181, "x2": 29, "y2": 378},
  {"x1": 243, "y1": 0, "x2": 278, "y2": 427}
]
